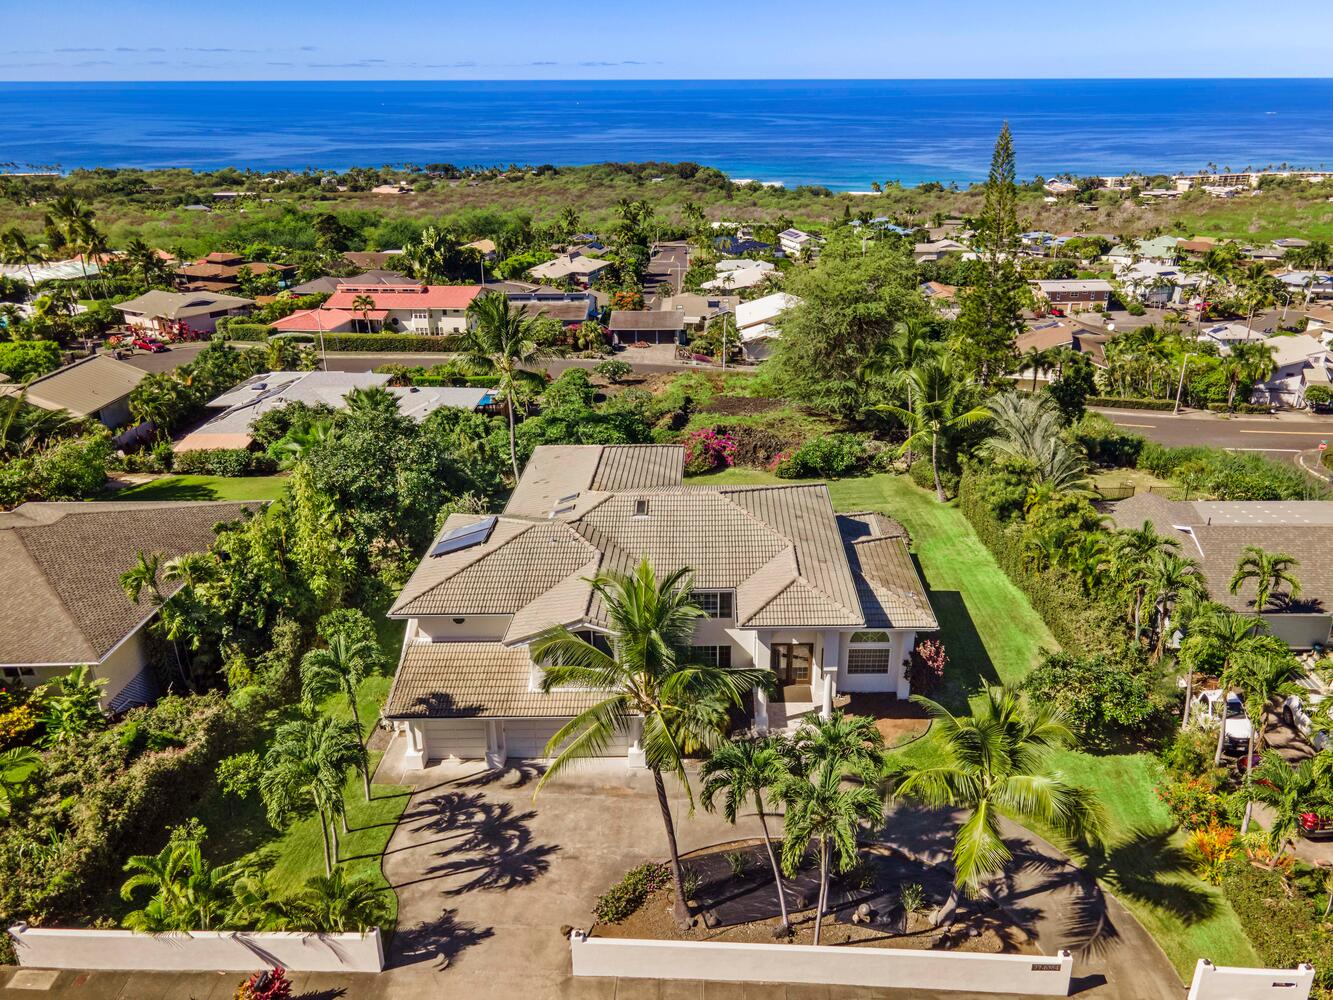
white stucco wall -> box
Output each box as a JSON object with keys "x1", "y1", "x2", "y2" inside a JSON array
[
  {"x1": 569, "y1": 932, "x2": 1073, "y2": 996},
  {"x1": 95, "y1": 628, "x2": 149, "y2": 708},
  {"x1": 410, "y1": 615, "x2": 511, "y2": 642},
  {"x1": 8, "y1": 924, "x2": 384, "y2": 973},
  {"x1": 1187, "y1": 959, "x2": 1315, "y2": 1000}
]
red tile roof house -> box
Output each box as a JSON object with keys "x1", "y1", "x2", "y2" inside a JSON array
[{"x1": 271, "y1": 284, "x2": 482, "y2": 336}]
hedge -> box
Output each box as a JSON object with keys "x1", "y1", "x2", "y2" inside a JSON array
[
  {"x1": 1221, "y1": 864, "x2": 1333, "y2": 991},
  {"x1": 320, "y1": 334, "x2": 465, "y2": 353},
  {"x1": 957, "y1": 468, "x2": 1125, "y2": 659},
  {"x1": 1205, "y1": 402, "x2": 1274, "y2": 414},
  {"x1": 410, "y1": 374, "x2": 502, "y2": 388},
  {"x1": 172, "y1": 449, "x2": 279, "y2": 477},
  {"x1": 213, "y1": 323, "x2": 274, "y2": 342},
  {"x1": 1086, "y1": 396, "x2": 1177, "y2": 411}
]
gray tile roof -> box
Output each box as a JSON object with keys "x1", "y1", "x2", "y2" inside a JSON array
[
  {"x1": 839, "y1": 514, "x2": 938, "y2": 630},
  {"x1": 383, "y1": 641, "x2": 607, "y2": 719},
  {"x1": 0, "y1": 501, "x2": 258, "y2": 666},
  {"x1": 15, "y1": 355, "x2": 146, "y2": 418},
  {"x1": 115, "y1": 290, "x2": 254, "y2": 320}
]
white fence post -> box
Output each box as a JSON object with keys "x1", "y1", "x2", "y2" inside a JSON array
[{"x1": 1188, "y1": 958, "x2": 1315, "y2": 1000}]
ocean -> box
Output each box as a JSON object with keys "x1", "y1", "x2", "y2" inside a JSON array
[{"x1": 3, "y1": 79, "x2": 1333, "y2": 190}]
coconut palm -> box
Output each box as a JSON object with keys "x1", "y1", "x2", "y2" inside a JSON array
[
  {"x1": 260, "y1": 715, "x2": 365, "y2": 875},
  {"x1": 351, "y1": 293, "x2": 376, "y2": 334},
  {"x1": 122, "y1": 237, "x2": 169, "y2": 289},
  {"x1": 701, "y1": 736, "x2": 795, "y2": 932},
  {"x1": 1249, "y1": 752, "x2": 1330, "y2": 857},
  {"x1": 463, "y1": 292, "x2": 550, "y2": 480},
  {"x1": 776, "y1": 745, "x2": 883, "y2": 945},
  {"x1": 877, "y1": 356, "x2": 990, "y2": 501},
  {"x1": 1220, "y1": 341, "x2": 1276, "y2": 408},
  {"x1": 1229, "y1": 545, "x2": 1301, "y2": 612},
  {"x1": 0, "y1": 226, "x2": 45, "y2": 291},
  {"x1": 300, "y1": 633, "x2": 382, "y2": 800},
  {"x1": 0, "y1": 746, "x2": 41, "y2": 820},
  {"x1": 531, "y1": 559, "x2": 769, "y2": 924},
  {"x1": 1143, "y1": 548, "x2": 1207, "y2": 660},
  {"x1": 891, "y1": 687, "x2": 1103, "y2": 924}
]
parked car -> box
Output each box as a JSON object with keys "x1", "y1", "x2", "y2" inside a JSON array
[
  {"x1": 1300, "y1": 812, "x2": 1333, "y2": 839},
  {"x1": 1283, "y1": 693, "x2": 1330, "y2": 751},
  {"x1": 131, "y1": 338, "x2": 169, "y2": 353},
  {"x1": 1048, "y1": 306, "x2": 1066, "y2": 317},
  {"x1": 1193, "y1": 690, "x2": 1253, "y2": 756}
]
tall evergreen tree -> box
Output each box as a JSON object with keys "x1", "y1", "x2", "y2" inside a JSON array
[{"x1": 953, "y1": 123, "x2": 1026, "y2": 383}]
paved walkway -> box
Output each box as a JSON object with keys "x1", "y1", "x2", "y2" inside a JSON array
[{"x1": 1, "y1": 745, "x2": 1185, "y2": 1000}]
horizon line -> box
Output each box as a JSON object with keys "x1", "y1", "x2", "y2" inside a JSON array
[{"x1": 4, "y1": 75, "x2": 1333, "y2": 84}]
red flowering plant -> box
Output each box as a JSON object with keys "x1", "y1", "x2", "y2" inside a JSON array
[
  {"x1": 906, "y1": 638, "x2": 948, "y2": 694},
  {"x1": 234, "y1": 967, "x2": 292, "y2": 1000},
  {"x1": 682, "y1": 428, "x2": 738, "y2": 476}
]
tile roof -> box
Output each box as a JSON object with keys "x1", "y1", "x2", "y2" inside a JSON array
[
  {"x1": 504, "y1": 445, "x2": 683, "y2": 517},
  {"x1": 607, "y1": 311, "x2": 685, "y2": 332},
  {"x1": 16, "y1": 355, "x2": 146, "y2": 417},
  {"x1": 383, "y1": 642, "x2": 607, "y2": 719},
  {"x1": 0, "y1": 501, "x2": 258, "y2": 666},
  {"x1": 323, "y1": 285, "x2": 482, "y2": 311},
  {"x1": 838, "y1": 514, "x2": 937, "y2": 630},
  {"x1": 116, "y1": 290, "x2": 254, "y2": 319}
]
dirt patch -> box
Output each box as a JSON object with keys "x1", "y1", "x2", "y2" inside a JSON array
[
  {"x1": 699, "y1": 395, "x2": 785, "y2": 416},
  {"x1": 840, "y1": 694, "x2": 932, "y2": 746}
]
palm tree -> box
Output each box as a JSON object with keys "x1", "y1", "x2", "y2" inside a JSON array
[
  {"x1": 1229, "y1": 545, "x2": 1300, "y2": 612},
  {"x1": 1016, "y1": 346, "x2": 1055, "y2": 391},
  {"x1": 119, "y1": 551, "x2": 163, "y2": 605},
  {"x1": 300, "y1": 633, "x2": 382, "y2": 800},
  {"x1": 531, "y1": 559, "x2": 769, "y2": 924},
  {"x1": 777, "y1": 745, "x2": 882, "y2": 945},
  {"x1": 701, "y1": 736, "x2": 795, "y2": 933},
  {"x1": 122, "y1": 237, "x2": 168, "y2": 289},
  {"x1": 877, "y1": 356, "x2": 990, "y2": 501},
  {"x1": 121, "y1": 836, "x2": 235, "y2": 931},
  {"x1": 1249, "y1": 752, "x2": 1330, "y2": 857},
  {"x1": 463, "y1": 292, "x2": 550, "y2": 480},
  {"x1": 35, "y1": 664, "x2": 107, "y2": 747},
  {"x1": 0, "y1": 746, "x2": 41, "y2": 820},
  {"x1": 351, "y1": 294, "x2": 376, "y2": 334},
  {"x1": 1143, "y1": 549, "x2": 1207, "y2": 660},
  {"x1": 1111, "y1": 522, "x2": 1180, "y2": 640},
  {"x1": 1220, "y1": 341, "x2": 1276, "y2": 409},
  {"x1": 891, "y1": 687, "x2": 1103, "y2": 925},
  {"x1": 1232, "y1": 650, "x2": 1305, "y2": 832},
  {"x1": 0, "y1": 226, "x2": 45, "y2": 292},
  {"x1": 292, "y1": 867, "x2": 390, "y2": 932},
  {"x1": 260, "y1": 715, "x2": 365, "y2": 875},
  {"x1": 862, "y1": 318, "x2": 940, "y2": 466}
]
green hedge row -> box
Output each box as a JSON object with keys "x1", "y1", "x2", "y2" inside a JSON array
[
  {"x1": 173, "y1": 449, "x2": 278, "y2": 477},
  {"x1": 214, "y1": 324, "x2": 274, "y2": 343},
  {"x1": 957, "y1": 469, "x2": 1124, "y2": 659},
  {"x1": 409, "y1": 374, "x2": 502, "y2": 388},
  {"x1": 321, "y1": 334, "x2": 465, "y2": 353},
  {"x1": 1086, "y1": 396, "x2": 1178, "y2": 411},
  {"x1": 1204, "y1": 402, "x2": 1274, "y2": 414}
]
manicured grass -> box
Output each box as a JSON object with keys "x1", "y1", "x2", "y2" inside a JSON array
[
  {"x1": 689, "y1": 468, "x2": 1257, "y2": 978},
  {"x1": 109, "y1": 474, "x2": 290, "y2": 502}
]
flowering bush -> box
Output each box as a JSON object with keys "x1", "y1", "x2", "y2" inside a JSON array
[
  {"x1": 1157, "y1": 774, "x2": 1230, "y2": 831},
  {"x1": 594, "y1": 862, "x2": 671, "y2": 923},
  {"x1": 682, "y1": 428, "x2": 738, "y2": 476},
  {"x1": 907, "y1": 638, "x2": 948, "y2": 694},
  {"x1": 235, "y1": 966, "x2": 292, "y2": 1000},
  {"x1": 1185, "y1": 821, "x2": 1237, "y2": 884}
]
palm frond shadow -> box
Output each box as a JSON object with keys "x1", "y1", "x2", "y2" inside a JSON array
[{"x1": 1073, "y1": 825, "x2": 1218, "y2": 926}]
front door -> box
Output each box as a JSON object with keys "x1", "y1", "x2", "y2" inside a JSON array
[{"x1": 770, "y1": 643, "x2": 813, "y2": 686}]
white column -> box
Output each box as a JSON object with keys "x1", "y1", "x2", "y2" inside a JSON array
[
  {"x1": 485, "y1": 720, "x2": 505, "y2": 769},
  {"x1": 820, "y1": 674, "x2": 834, "y2": 720},
  {"x1": 754, "y1": 685, "x2": 770, "y2": 733},
  {"x1": 627, "y1": 717, "x2": 646, "y2": 769},
  {"x1": 896, "y1": 631, "x2": 916, "y2": 699},
  {"x1": 403, "y1": 722, "x2": 427, "y2": 770}
]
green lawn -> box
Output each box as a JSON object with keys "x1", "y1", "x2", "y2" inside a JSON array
[
  {"x1": 689, "y1": 469, "x2": 1256, "y2": 979},
  {"x1": 109, "y1": 474, "x2": 290, "y2": 502}
]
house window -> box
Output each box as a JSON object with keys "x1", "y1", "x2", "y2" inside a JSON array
[
  {"x1": 691, "y1": 645, "x2": 732, "y2": 668},
  {"x1": 633, "y1": 499, "x2": 649, "y2": 517},
  {"x1": 694, "y1": 591, "x2": 734, "y2": 619},
  {"x1": 848, "y1": 648, "x2": 893, "y2": 675},
  {"x1": 850, "y1": 631, "x2": 890, "y2": 643},
  {"x1": 573, "y1": 630, "x2": 612, "y2": 654},
  {"x1": 411, "y1": 310, "x2": 429, "y2": 324}
]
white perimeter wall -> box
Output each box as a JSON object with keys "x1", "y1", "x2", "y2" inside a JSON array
[
  {"x1": 1188, "y1": 959, "x2": 1315, "y2": 1000},
  {"x1": 8, "y1": 924, "x2": 384, "y2": 973},
  {"x1": 569, "y1": 932, "x2": 1073, "y2": 996}
]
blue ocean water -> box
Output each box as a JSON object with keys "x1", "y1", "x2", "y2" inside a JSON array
[{"x1": 2, "y1": 79, "x2": 1333, "y2": 189}]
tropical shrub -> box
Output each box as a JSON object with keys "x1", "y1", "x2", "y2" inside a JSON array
[
  {"x1": 906, "y1": 638, "x2": 947, "y2": 695},
  {"x1": 235, "y1": 967, "x2": 293, "y2": 1000},
  {"x1": 1157, "y1": 774, "x2": 1231, "y2": 831},
  {"x1": 1184, "y1": 821, "x2": 1238, "y2": 884},
  {"x1": 593, "y1": 862, "x2": 671, "y2": 923},
  {"x1": 775, "y1": 432, "x2": 869, "y2": 479},
  {"x1": 173, "y1": 449, "x2": 278, "y2": 477},
  {"x1": 594, "y1": 359, "x2": 632, "y2": 383},
  {"x1": 0, "y1": 341, "x2": 61, "y2": 381},
  {"x1": 1020, "y1": 651, "x2": 1163, "y2": 744},
  {"x1": 214, "y1": 323, "x2": 274, "y2": 342},
  {"x1": 681, "y1": 427, "x2": 738, "y2": 475}
]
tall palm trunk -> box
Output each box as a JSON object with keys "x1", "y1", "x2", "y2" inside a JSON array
[
  {"x1": 348, "y1": 694, "x2": 372, "y2": 801},
  {"x1": 1213, "y1": 689, "x2": 1229, "y2": 766},
  {"x1": 1181, "y1": 667, "x2": 1194, "y2": 728},
  {"x1": 652, "y1": 768, "x2": 690, "y2": 927},
  {"x1": 317, "y1": 807, "x2": 332, "y2": 875},
  {"x1": 505, "y1": 388, "x2": 520, "y2": 482},
  {"x1": 931, "y1": 435, "x2": 945, "y2": 503},
  {"x1": 934, "y1": 877, "x2": 960, "y2": 927},
  {"x1": 812, "y1": 837, "x2": 829, "y2": 946},
  {"x1": 755, "y1": 800, "x2": 790, "y2": 931},
  {"x1": 330, "y1": 812, "x2": 341, "y2": 864}
]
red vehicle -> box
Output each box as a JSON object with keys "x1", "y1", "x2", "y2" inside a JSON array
[
  {"x1": 131, "y1": 338, "x2": 169, "y2": 354},
  {"x1": 1299, "y1": 812, "x2": 1333, "y2": 838},
  {"x1": 1048, "y1": 306, "x2": 1066, "y2": 318}
]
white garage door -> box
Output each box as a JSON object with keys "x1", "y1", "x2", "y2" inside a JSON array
[
  {"x1": 504, "y1": 718, "x2": 631, "y2": 759},
  {"x1": 422, "y1": 719, "x2": 487, "y2": 761}
]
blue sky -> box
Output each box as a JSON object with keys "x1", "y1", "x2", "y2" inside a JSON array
[{"x1": 3, "y1": 0, "x2": 1331, "y2": 81}]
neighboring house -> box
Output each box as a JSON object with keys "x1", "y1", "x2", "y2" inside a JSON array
[
  {"x1": 1016, "y1": 319, "x2": 1080, "y2": 356},
  {"x1": 0, "y1": 500, "x2": 258, "y2": 709},
  {"x1": 116, "y1": 290, "x2": 255, "y2": 337},
  {"x1": 735, "y1": 291, "x2": 802, "y2": 361},
  {"x1": 516, "y1": 300, "x2": 597, "y2": 329},
  {"x1": 0, "y1": 257, "x2": 102, "y2": 285},
  {"x1": 307, "y1": 284, "x2": 482, "y2": 335},
  {"x1": 175, "y1": 252, "x2": 295, "y2": 293},
  {"x1": 913, "y1": 239, "x2": 967, "y2": 263},
  {"x1": 713, "y1": 235, "x2": 773, "y2": 256},
  {"x1": 528, "y1": 253, "x2": 612, "y2": 288},
  {"x1": 1103, "y1": 236, "x2": 1180, "y2": 269},
  {"x1": 1251, "y1": 333, "x2": 1332, "y2": 408},
  {"x1": 342, "y1": 250, "x2": 404, "y2": 270},
  {"x1": 700, "y1": 259, "x2": 774, "y2": 291},
  {"x1": 381, "y1": 444, "x2": 936, "y2": 768},
  {"x1": 1032, "y1": 279, "x2": 1114, "y2": 311},
  {"x1": 1304, "y1": 305, "x2": 1333, "y2": 338},
  {"x1": 1118, "y1": 262, "x2": 1199, "y2": 306},
  {"x1": 1104, "y1": 493, "x2": 1333, "y2": 649},
  {"x1": 658, "y1": 293, "x2": 739, "y2": 332},
  {"x1": 288, "y1": 269, "x2": 420, "y2": 296},
  {"x1": 920, "y1": 281, "x2": 957, "y2": 303},
  {"x1": 462, "y1": 239, "x2": 498, "y2": 261},
  {"x1": 1279, "y1": 271, "x2": 1333, "y2": 301},
  {"x1": 607, "y1": 310, "x2": 686, "y2": 346},
  {"x1": 1196, "y1": 322, "x2": 1269, "y2": 353},
  {"x1": 10, "y1": 354, "x2": 146, "y2": 432},
  {"x1": 173, "y1": 371, "x2": 494, "y2": 451},
  {"x1": 778, "y1": 228, "x2": 818, "y2": 259}
]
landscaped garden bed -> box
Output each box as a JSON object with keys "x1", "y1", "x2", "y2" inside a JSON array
[{"x1": 593, "y1": 840, "x2": 1039, "y2": 955}]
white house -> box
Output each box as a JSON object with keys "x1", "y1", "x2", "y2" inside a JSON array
[
  {"x1": 1118, "y1": 261, "x2": 1199, "y2": 307},
  {"x1": 735, "y1": 291, "x2": 802, "y2": 361},
  {"x1": 700, "y1": 259, "x2": 774, "y2": 291},
  {"x1": 1196, "y1": 322, "x2": 1268, "y2": 354},
  {"x1": 778, "y1": 228, "x2": 818, "y2": 259},
  {"x1": 381, "y1": 445, "x2": 937, "y2": 769},
  {"x1": 115, "y1": 290, "x2": 255, "y2": 336},
  {"x1": 1251, "y1": 333, "x2": 1332, "y2": 408}
]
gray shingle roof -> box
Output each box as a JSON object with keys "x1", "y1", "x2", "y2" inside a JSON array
[{"x1": 0, "y1": 501, "x2": 258, "y2": 666}]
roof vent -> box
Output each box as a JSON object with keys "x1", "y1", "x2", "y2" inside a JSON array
[{"x1": 633, "y1": 499, "x2": 649, "y2": 518}]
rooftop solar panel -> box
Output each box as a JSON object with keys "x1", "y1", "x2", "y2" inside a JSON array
[{"x1": 429, "y1": 515, "x2": 497, "y2": 558}]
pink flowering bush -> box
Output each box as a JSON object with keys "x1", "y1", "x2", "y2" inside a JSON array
[
  {"x1": 907, "y1": 638, "x2": 948, "y2": 694},
  {"x1": 682, "y1": 428, "x2": 738, "y2": 476}
]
